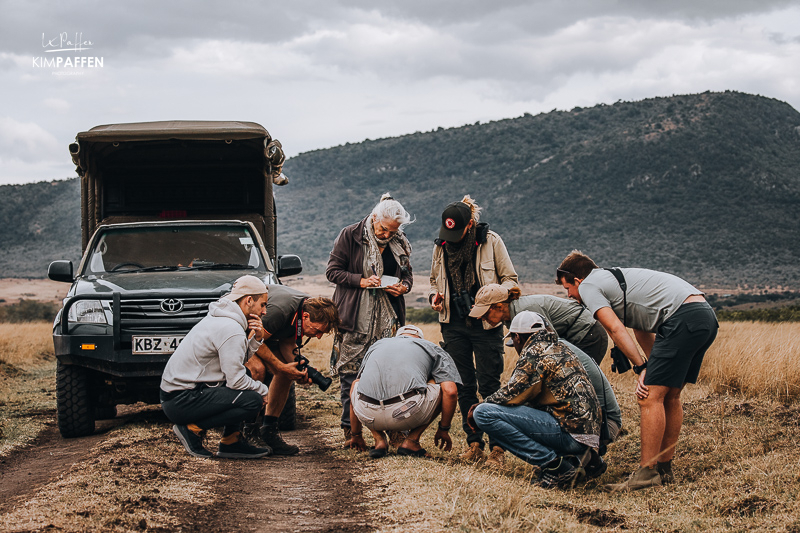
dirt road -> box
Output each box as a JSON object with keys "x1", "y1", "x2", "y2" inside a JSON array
[{"x1": 0, "y1": 404, "x2": 374, "y2": 532}]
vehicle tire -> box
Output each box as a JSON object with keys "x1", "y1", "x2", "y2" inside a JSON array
[
  {"x1": 57, "y1": 361, "x2": 96, "y2": 438},
  {"x1": 95, "y1": 404, "x2": 117, "y2": 420},
  {"x1": 278, "y1": 383, "x2": 296, "y2": 431}
]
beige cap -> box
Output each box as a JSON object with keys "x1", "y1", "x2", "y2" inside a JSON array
[
  {"x1": 468, "y1": 284, "x2": 509, "y2": 318},
  {"x1": 224, "y1": 275, "x2": 268, "y2": 301},
  {"x1": 396, "y1": 324, "x2": 425, "y2": 339},
  {"x1": 503, "y1": 311, "x2": 547, "y2": 346}
]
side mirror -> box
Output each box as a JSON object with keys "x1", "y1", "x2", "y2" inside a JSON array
[
  {"x1": 277, "y1": 254, "x2": 303, "y2": 278},
  {"x1": 48, "y1": 260, "x2": 74, "y2": 283}
]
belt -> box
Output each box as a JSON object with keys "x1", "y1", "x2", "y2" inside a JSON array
[{"x1": 358, "y1": 388, "x2": 425, "y2": 406}]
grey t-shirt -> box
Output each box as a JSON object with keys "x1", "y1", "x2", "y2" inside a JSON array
[
  {"x1": 356, "y1": 337, "x2": 462, "y2": 400},
  {"x1": 261, "y1": 284, "x2": 309, "y2": 341},
  {"x1": 510, "y1": 295, "x2": 596, "y2": 343},
  {"x1": 579, "y1": 268, "x2": 701, "y2": 333},
  {"x1": 561, "y1": 340, "x2": 622, "y2": 428}
]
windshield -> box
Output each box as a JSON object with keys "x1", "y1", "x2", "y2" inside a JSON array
[{"x1": 85, "y1": 225, "x2": 267, "y2": 275}]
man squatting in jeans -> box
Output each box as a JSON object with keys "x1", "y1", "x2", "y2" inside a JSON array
[
  {"x1": 244, "y1": 284, "x2": 340, "y2": 455},
  {"x1": 468, "y1": 311, "x2": 603, "y2": 488},
  {"x1": 160, "y1": 275, "x2": 273, "y2": 459},
  {"x1": 557, "y1": 250, "x2": 718, "y2": 491},
  {"x1": 344, "y1": 325, "x2": 461, "y2": 458}
]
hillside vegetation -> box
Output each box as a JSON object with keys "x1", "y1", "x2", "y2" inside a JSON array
[{"x1": 2, "y1": 91, "x2": 799, "y2": 287}]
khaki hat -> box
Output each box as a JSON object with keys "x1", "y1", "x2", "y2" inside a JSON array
[
  {"x1": 224, "y1": 275, "x2": 268, "y2": 301},
  {"x1": 503, "y1": 311, "x2": 547, "y2": 346},
  {"x1": 396, "y1": 324, "x2": 424, "y2": 339},
  {"x1": 468, "y1": 284, "x2": 509, "y2": 318}
]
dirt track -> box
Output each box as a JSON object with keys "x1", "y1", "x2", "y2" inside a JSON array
[{"x1": 0, "y1": 405, "x2": 374, "y2": 532}]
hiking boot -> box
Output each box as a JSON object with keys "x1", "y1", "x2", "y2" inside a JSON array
[
  {"x1": 537, "y1": 456, "x2": 585, "y2": 489},
  {"x1": 458, "y1": 442, "x2": 486, "y2": 463},
  {"x1": 173, "y1": 424, "x2": 213, "y2": 459},
  {"x1": 484, "y1": 446, "x2": 506, "y2": 469},
  {"x1": 657, "y1": 460, "x2": 675, "y2": 484},
  {"x1": 602, "y1": 466, "x2": 662, "y2": 493},
  {"x1": 259, "y1": 423, "x2": 300, "y2": 455},
  {"x1": 217, "y1": 432, "x2": 272, "y2": 459},
  {"x1": 584, "y1": 448, "x2": 608, "y2": 479}
]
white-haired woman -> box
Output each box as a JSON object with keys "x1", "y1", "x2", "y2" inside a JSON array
[{"x1": 326, "y1": 193, "x2": 414, "y2": 444}]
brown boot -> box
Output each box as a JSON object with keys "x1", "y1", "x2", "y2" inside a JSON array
[
  {"x1": 458, "y1": 442, "x2": 486, "y2": 463},
  {"x1": 602, "y1": 466, "x2": 662, "y2": 493},
  {"x1": 484, "y1": 446, "x2": 505, "y2": 470}
]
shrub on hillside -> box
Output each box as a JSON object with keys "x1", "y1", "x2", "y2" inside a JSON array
[{"x1": 0, "y1": 300, "x2": 59, "y2": 323}]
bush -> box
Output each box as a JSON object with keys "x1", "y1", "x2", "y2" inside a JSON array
[
  {"x1": 0, "y1": 300, "x2": 60, "y2": 323},
  {"x1": 716, "y1": 305, "x2": 800, "y2": 322},
  {"x1": 405, "y1": 307, "x2": 439, "y2": 324}
]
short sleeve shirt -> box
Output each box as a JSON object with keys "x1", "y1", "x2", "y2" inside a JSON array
[
  {"x1": 356, "y1": 337, "x2": 462, "y2": 400},
  {"x1": 579, "y1": 268, "x2": 701, "y2": 333},
  {"x1": 261, "y1": 285, "x2": 309, "y2": 341},
  {"x1": 510, "y1": 295, "x2": 596, "y2": 343}
]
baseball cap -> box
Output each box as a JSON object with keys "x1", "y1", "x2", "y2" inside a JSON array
[
  {"x1": 396, "y1": 324, "x2": 425, "y2": 339},
  {"x1": 224, "y1": 275, "x2": 268, "y2": 301},
  {"x1": 503, "y1": 311, "x2": 547, "y2": 346},
  {"x1": 438, "y1": 201, "x2": 472, "y2": 242},
  {"x1": 468, "y1": 284, "x2": 509, "y2": 318}
]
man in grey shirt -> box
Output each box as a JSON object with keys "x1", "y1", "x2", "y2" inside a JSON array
[
  {"x1": 345, "y1": 325, "x2": 461, "y2": 459},
  {"x1": 557, "y1": 251, "x2": 718, "y2": 492}
]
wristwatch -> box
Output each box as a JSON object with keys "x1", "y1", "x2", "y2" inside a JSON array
[
  {"x1": 633, "y1": 361, "x2": 648, "y2": 375},
  {"x1": 438, "y1": 422, "x2": 451, "y2": 431}
]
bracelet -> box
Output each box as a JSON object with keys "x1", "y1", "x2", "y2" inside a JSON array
[{"x1": 438, "y1": 422, "x2": 451, "y2": 431}]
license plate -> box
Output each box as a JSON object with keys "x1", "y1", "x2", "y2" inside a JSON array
[{"x1": 132, "y1": 336, "x2": 184, "y2": 354}]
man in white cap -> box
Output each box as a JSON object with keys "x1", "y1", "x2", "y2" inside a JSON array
[
  {"x1": 468, "y1": 311, "x2": 602, "y2": 489},
  {"x1": 160, "y1": 275, "x2": 273, "y2": 459},
  {"x1": 344, "y1": 325, "x2": 461, "y2": 459}
]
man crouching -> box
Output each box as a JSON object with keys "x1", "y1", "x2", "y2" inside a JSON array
[
  {"x1": 160, "y1": 275, "x2": 272, "y2": 459},
  {"x1": 345, "y1": 325, "x2": 461, "y2": 458},
  {"x1": 468, "y1": 312, "x2": 602, "y2": 488}
]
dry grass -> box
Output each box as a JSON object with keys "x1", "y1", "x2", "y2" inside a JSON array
[
  {"x1": 303, "y1": 321, "x2": 800, "y2": 532},
  {"x1": 0, "y1": 322, "x2": 54, "y2": 368}
]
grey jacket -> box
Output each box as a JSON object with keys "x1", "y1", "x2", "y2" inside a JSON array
[{"x1": 160, "y1": 297, "x2": 267, "y2": 395}]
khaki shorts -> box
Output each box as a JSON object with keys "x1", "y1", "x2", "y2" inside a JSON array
[{"x1": 352, "y1": 382, "x2": 441, "y2": 432}]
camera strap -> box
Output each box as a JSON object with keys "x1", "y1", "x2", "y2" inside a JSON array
[
  {"x1": 604, "y1": 268, "x2": 627, "y2": 327},
  {"x1": 293, "y1": 297, "x2": 310, "y2": 358}
]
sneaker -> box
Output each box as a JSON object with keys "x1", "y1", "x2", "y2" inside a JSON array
[
  {"x1": 217, "y1": 432, "x2": 272, "y2": 459},
  {"x1": 602, "y1": 466, "x2": 662, "y2": 493},
  {"x1": 173, "y1": 424, "x2": 213, "y2": 459},
  {"x1": 537, "y1": 456, "x2": 585, "y2": 489},
  {"x1": 259, "y1": 423, "x2": 300, "y2": 455},
  {"x1": 657, "y1": 461, "x2": 674, "y2": 484},
  {"x1": 584, "y1": 449, "x2": 608, "y2": 479},
  {"x1": 458, "y1": 442, "x2": 486, "y2": 463},
  {"x1": 484, "y1": 446, "x2": 505, "y2": 469}
]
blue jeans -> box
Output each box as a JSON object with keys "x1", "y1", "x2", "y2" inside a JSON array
[{"x1": 473, "y1": 403, "x2": 587, "y2": 466}]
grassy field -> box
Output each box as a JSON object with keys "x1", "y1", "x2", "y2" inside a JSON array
[
  {"x1": 301, "y1": 321, "x2": 800, "y2": 532},
  {"x1": 2, "y1": 321, "x2": 800, "y2": 531}
]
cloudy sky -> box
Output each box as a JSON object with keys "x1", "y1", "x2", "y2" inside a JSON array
[{"x1": 1, "y1": 0, "x2": 799, "y2": 185}]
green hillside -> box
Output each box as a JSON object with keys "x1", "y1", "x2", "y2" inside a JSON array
[{"x1": 2, "y1": 91, "x2": 799, "y2": 288}]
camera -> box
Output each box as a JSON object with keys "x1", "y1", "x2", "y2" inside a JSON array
[
  {"x1": 451, "y1": 289, "x2": 475, "y2": 320},
  {"x1": 609, "y1": 347, "x2": 632, "y2": 374},
  {"x1": 295, "y1": 353, "x2": 332, "y2": 391}
]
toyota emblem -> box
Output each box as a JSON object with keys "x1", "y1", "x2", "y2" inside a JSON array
[
  {"x1": 445, "y1": 217, "x2": 456, "y2": 229},
  {"x1": 160, "y1": 299, "x2": 184, "y2": 314}
]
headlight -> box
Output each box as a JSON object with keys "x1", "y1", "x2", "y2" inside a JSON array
[{"x1": 68, "y1": 300, "x2": 108, "y2": 324}]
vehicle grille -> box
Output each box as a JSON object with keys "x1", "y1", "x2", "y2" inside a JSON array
[{"x1": 119, "y1": 296, "x2": 218, "y2": 333}]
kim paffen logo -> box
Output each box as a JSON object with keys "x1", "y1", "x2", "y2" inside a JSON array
[{"x1": 33, "y1": 32, "x2": 104, "y2": 75}]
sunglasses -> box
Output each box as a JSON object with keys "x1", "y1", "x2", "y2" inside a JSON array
[{"x1": 555, "y1": 267, "x2": 577, "y2": 284}]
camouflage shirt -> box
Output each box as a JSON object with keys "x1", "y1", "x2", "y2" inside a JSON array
[{"x1": 484, "y1": 330, "x2": 601, "y2": 448}]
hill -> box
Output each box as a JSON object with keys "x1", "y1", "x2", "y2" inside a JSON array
[{"x1": 1, "y1": 91, "x2": 799, "y2": 288}]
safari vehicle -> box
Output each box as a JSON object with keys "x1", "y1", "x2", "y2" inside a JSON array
[{"x1": 48, "y1": 121, "x2": 302, "y2": 438}]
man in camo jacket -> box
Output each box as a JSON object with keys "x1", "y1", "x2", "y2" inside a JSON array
[{"x1": 468, "y1": 311, "x2": 601, "y2": 489}]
